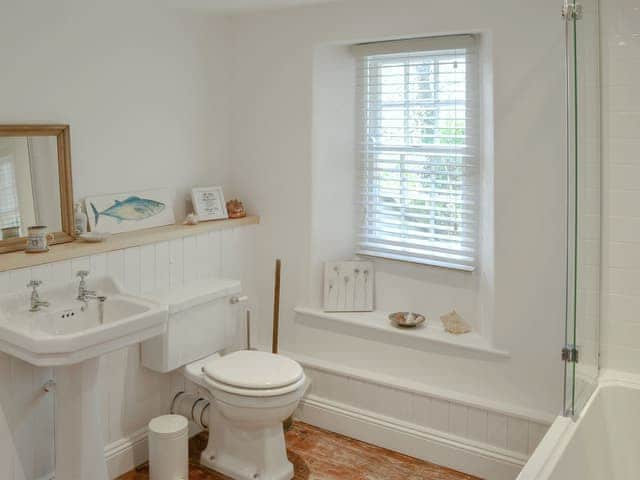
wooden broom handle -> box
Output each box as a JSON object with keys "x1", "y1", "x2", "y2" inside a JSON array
[{"x1": 272, "y1": 259, "x2": 281, "y2": 354}]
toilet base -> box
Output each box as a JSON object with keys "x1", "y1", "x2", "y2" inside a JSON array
[{"x1": 201, "y1": 404, "x2": 294, "y2": 480}]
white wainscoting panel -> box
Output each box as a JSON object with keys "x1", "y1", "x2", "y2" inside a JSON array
[
  {"x1": 0, "y1": 224, "x2": 257, "y2": 480},
  {"x1": 295, "y1": 362, "x2": 550, "y2": 480}
]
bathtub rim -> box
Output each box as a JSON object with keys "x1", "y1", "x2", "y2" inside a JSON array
[{"x1": 516, "y1": 369, "x2": 640, "y2": 480}]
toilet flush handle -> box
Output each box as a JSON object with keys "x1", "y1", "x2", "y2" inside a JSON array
[{"x1": 230, "y1": 295, "x2": 249, "y2": 304}]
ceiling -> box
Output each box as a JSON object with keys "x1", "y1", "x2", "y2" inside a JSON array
[{"x1": 167, "y1": 0, "x2": 340, "y2": 13}]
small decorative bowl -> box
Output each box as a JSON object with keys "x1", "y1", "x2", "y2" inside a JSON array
[{"x1": 389, "y1": 312, "x2": 427, "y2": 328}]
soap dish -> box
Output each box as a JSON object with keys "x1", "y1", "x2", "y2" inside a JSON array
[
  {"x1": 389, "y1": 312, "x2": 427, "y2": 328},
  {"x1": 78, "y1": 232, "x2": 111, "y2": 243}
]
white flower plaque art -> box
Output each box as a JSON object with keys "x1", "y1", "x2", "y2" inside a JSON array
[
  {"x1": 323, "y1": 260, "x2": 374, "y2": 312},
  {"x1": 191, "y1": 186, "x2": 228, "y2": 221}
]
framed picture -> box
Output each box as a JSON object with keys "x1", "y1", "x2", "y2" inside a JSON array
[
  {"x1": 323, "y1": 260, "x2": 374, "y2": 312},
  {"x1": 85, "y1": 188, "x2": 175, "y2": 234},
  {"x1": 191, "y1": 186, "x2": 228, "y2": 221}
]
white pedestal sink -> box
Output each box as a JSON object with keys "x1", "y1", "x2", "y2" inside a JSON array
[{"x1": 0, "y1": 276, "x2": 168, "y2": 480}]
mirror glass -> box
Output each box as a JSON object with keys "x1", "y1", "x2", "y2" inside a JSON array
[{"x1": 0, "y1": 136, "x2": 61, "y2": 240}]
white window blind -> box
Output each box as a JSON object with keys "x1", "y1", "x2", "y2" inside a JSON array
[
  {"x1": 0, "y1": 154, "x2": 21, "y2": 230},
  {"x1": 353, "y1": 35, "x2": 479, "y2": 271}
]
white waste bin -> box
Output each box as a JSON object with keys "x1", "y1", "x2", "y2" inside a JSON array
[{"x1": 148, "y1": 414, "x2": 189, "y2": 480}]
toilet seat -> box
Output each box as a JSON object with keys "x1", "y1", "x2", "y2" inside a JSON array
[
  {"x1": 206, "y1": 374, "x2": 306, "y2": 397},
  {"x1": 203, "y1": 350, "x2": 305, "y2": 397}
]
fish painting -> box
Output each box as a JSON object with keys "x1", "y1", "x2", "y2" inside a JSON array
[{"x1": 90, "y1": 196, "x2": 166, "y2": 226}]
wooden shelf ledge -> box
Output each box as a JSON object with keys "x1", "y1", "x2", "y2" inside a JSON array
[{"x1": 0, "y1": 215, "x2": 260, "y2": 273}]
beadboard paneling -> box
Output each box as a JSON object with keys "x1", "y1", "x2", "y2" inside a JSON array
[
  {"x1": 0, "y1": 224, "x2": 257, "y2": 480},
  {"x1": 300, "y1": 364, "x2": 549, "y2": 461},
  {"x1": 296, "y1": 363, "x2": 550, "y2": 479}
]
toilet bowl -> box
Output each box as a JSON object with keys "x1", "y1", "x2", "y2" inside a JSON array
[{"x1": 188, "y1": 350, "x2": 306, "y2": 480}]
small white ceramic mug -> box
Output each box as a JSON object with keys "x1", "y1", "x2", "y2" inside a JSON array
[{"x1": 26, "y1": 226, "x2": 54, "y2": 253}]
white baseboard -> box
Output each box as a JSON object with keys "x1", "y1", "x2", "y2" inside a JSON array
[
  {"x1": 297, "y1": 394, "x2": 526, "y2": 480},
  {"x1": 104, "y1": 427, "x2": 149, "y2": 480},
  {"x1": 102, "y1": 396, "x2": 529, "y2": 480}
]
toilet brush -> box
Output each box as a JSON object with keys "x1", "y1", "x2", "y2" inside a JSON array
[{"x1": 272, "y1": 259, "x2": 294, "y2": 431}]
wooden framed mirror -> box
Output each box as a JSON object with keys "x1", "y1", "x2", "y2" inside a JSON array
[{"x1": 0, "y1": 125, "x2": 74, "y2": 254}]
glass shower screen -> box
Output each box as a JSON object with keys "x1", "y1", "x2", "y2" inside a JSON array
[{"x1": 563, "y1": 0, "x2": 601, "y2": 418}]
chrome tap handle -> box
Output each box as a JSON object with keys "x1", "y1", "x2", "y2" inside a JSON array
[
  {"x1": 28, "y1": 280, "x2": 43, "y2": 299},
  {"x1": 76, "y1": 270, "x2": 90, "y2": 300},
  {"x1": 28, "y1": 280, "x2": 48, "y2": 311}
]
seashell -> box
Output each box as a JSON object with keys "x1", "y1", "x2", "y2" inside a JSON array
[
  {"x1": 183, "y1": 213, "x2": 199, "y2": 225},
  {"x1": 226, "y1": 199, "x2": 246, "y2": 219},
  {"x1": 440, "y1": 310, "x2": 471, "y2": 335}
]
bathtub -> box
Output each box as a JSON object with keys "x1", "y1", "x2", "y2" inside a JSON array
[{"x1": 517, "y1": 370, "x2": 640, "y2": 479}]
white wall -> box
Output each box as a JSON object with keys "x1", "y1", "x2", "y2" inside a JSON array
[
  {"x1": 0, "y1": 0, "x2": 232, "y2": 220},
  {"x1": 0, "y1": 225, "x2": 256, "y2": 480},
  {"x1": 229, "y1": 0, "x2": 566, "y2": 420},
  {"x1": 600, "y1": 0, "x2": 640, "y2": 372},
  {"x1": 0, "y1": 1, "x2": 238, "y2": 478}
]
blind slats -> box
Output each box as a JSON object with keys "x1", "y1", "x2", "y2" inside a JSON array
[
  {"x1": 359, "y1": 227, "x2": 476, "y2": 246},
  {"x1": 359, "y1": 241, "x2": 474, "y2": 263},
  {"x1": 364, "y1": 216, "x2": 476, "y2": 231},
  {"x1": 356, "y1": 35, "x2": 479, "y2": 270},
  {"x1": 359, "y1": 201, "x2": 476, "y2": 217}
]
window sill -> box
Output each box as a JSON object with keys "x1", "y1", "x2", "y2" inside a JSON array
[{"x1": 294, "y1": 307, "x2": 509, "y2": 360}]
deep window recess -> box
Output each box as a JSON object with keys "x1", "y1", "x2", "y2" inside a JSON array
[
  {"x1": 0, "y1": 153, "x2": 21, "y2": 230},
  {"x1": 353, "y1": 35, "x2": 480, "y2": 271}
]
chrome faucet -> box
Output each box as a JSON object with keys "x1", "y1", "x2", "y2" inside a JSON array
[
  {"x1": 76, "y1": 270, "x2": 97, "y2": 310},
  {"x1": 28, "y1": 280, "x2": 49, "y2": 312}
]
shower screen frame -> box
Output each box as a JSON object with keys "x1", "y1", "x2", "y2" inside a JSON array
[{"x1": 562, "y1": 0, "x2": 601, "y2": 419}]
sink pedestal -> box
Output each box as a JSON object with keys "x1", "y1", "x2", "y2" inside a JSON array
[{"x1": 54, "y1": 357, "x2": 108, "y2": 480}]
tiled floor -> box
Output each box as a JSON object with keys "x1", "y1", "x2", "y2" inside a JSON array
[{"x1": 118, "y1": 422, "x2": 482, "y2": 480}]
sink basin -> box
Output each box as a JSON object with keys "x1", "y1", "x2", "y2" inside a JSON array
[
  {"x1": 0, "y1": 275, "x2": 168, "y2": 480},
  {"x1": 0, "y1": 276, "x2": 167, "y2": 366}
]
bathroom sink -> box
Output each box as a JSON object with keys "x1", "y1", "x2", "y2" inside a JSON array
[
  {"x1": 0, "y1": 275, "x2": 168, "y2": 480},
  {"x1": 0, "y1": 275, "x2": 167, "y2": 366}
]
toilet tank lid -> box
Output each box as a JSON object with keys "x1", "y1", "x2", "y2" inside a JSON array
[{"x1": 146, "y1": 278, "x2": 241, "y2": 314}]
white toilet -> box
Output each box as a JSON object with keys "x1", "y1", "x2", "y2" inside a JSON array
[{"x1": 141, "y1": 278, "x2": 306, "y2": 480}]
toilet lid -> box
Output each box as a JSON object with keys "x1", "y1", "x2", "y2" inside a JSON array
[{"x1": 204, "y1": 350, "x2": 303, "y2": 390}]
